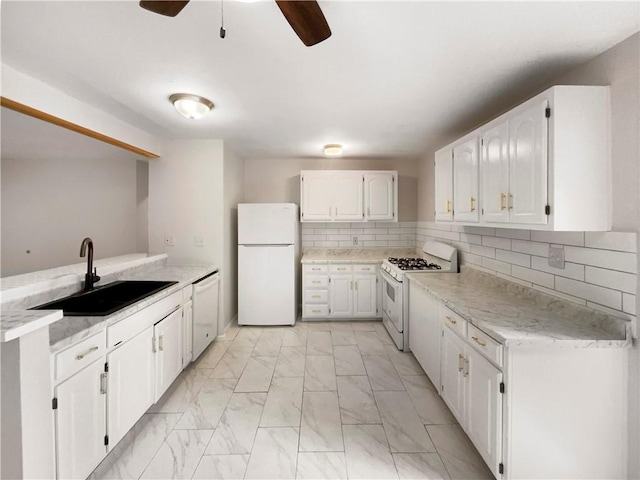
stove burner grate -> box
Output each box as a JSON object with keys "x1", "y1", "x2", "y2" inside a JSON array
[{"x1": 387, "y1": 257, "x2": 442, "y2": 271}]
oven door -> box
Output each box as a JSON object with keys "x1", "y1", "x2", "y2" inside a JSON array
[{"x1": 381, "y1": 269, "x2": 403, "y2": 333}]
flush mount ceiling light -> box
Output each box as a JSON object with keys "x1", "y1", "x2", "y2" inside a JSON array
[
  {"x1": 169, "y1": 93, "x2": 214, "y2": 120},
  {"x1": 323, "y1": 144, "x2": 343, "y2": 157}
]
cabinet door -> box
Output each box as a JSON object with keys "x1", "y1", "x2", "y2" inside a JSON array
[
  {"x1": 466, "y1": 347, "x2": 503, "y2": 478},
  {"x1": 408, "y1": 284, "x2": 440, "y2": 387},
  {"x1": 440, "y1": 327, "x2": 466, "y2": 425},
  {"x1": 434, "y1": 148, "x2": 454, "y2": 221},
  {"x1": 364, "y1": 173, "x2": 395, "y2": 221},
  {"x1": 334, "y1": 173, "x2": 364, "y2": 221},
  {"x1": 107, "y1": 326, "x2": 155, "y2": 449},
  {"x1": 301, "y1": 172, "x2": 334, "y2": 221},
  {"x1": 481, "y1": 121, "x2": 510, "y2": 223},
  {"x1": 155, "y1": 309, "x2": 183, "y2": 402},
  {"x1": 182, "y1": 300, "x2": 193, "y2": 367},
  {"x1": 509, "y1": 100, "x2": 548, "y2": 224},
  {"x1": 353, "y1": 274, "x2": 377, "y2": 318},
  {"x1": 329, "y1": 274, "x2": 353, "y2": 317},
  {"x1": 55, "y1": 359, "x2": 106, "y2": 480},
  {"x1": 453, "y1": 138, "x2": 479, "y2": 222}
]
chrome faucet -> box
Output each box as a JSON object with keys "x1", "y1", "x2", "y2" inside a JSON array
[{"x1": 79, "y1": 237, "x2": 101, "y2": 291}]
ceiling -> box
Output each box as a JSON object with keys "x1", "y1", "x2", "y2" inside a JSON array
[{"x1": 2, "y1": 1, "x2": 638, "y2": 160}]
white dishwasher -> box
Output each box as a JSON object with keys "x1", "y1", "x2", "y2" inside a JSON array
[{"x1": 192, "y1": 271, "x2": 220, "y2": 360}]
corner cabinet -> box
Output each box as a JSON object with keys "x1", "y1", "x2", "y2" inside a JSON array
[
  {"x1": 301, "y1": 170, "x2": 397, "y2": 223},
  {"x1": 436, "y1": 86, "x2": 611, "y2": 231}
]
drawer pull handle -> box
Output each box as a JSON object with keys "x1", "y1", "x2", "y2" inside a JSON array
[
  {"x1": 312, "y1": 268, "x2": 321, "y2": 271},
  {"x1": 76, "y1": 346, "x2": 99, "y2": 360},
  {"x1": 337, "y1": 267, "x2": 346, "y2": 270},
  {"x1": 446, "y1": 316, "x2": 457, "y2": 325},
  {"x1": 312, "y1": 295, "x2": 321, "y2": 299},
  {"x1": 458, "y1": 353, "x2": 464, "y2": 373},
  {"x1": 472, "y1": 336, "x2": 486, "y2": 347},
  {"x1": 312, "y1": 281, "x2": 321, "y2": 284},
  {"x1": 362, "y1": 268, "x2": 371, "y2": 271},
  {"x1": 312, "y1": 309, "x2": 321, "y2": 313}
]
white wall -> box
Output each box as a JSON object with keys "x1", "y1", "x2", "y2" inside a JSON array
[
  {"x1": 417, "y1": 32, "x2": 640, "y2": 477},
  {"x1": 148, "y1": 139, "x2": 224, "y2": 266},
  {"x1": 221, "y1": 147, "x2": 245, "y2": 333},
  {"x1": 244, "y1": 157, "x2": 419, "y2": 222},
  {"x1": 1, "y1": 155, "x2": 140, "y2": 276}
]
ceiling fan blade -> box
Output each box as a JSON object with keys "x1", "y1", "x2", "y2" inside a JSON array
[
  {"x1": 275, "y1": 1, "x2": 331, "y2": 47},
  {"x1": 139, "y1": 1, "x2": 190, "y2": 17}
]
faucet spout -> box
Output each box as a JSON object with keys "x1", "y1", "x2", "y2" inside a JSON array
[{"x1": 79, "y1": 237, "x2": 100, "y2": 291}]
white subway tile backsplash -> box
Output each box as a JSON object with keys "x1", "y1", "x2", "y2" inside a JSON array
[
  {"x1": 323, "y1": 223, "x2": 343, "y2": 229},
  {"x1": 555, "y1": 277, "x2": 622, "y2": 310},
  {"x1": 314, "y1": 241, "x2": 340, "y2": 247},
  {"x1": 400, "y1": 222, "x2": 417, "y2": 228},
  {"x1": 481, "y1": 257, "x2": 511, "y2": 275},
  {"x1": 302, "y1": 235, "x2": 326, "y2": 241},
  {"x1": 531, "y1": 285, "x2": 587, "y2": 306},
  {"x1": 374, "y1": 222, "x2": 399, "y2": 228},
  {"x1": 340, "y1": 229, "x2": 364, "y2": 235},
  {"x1": 511, "y1": 265, "x2": 555, "y2": 289},
  {"x1": 584, "y1": 232, "x2": 637, "y2": 253},
  {"x1": 375, "y1": 235, "x2": 400, "y2": 241},
  {"x1": 460, "y1": 252, "x2": 482, "y2": 266},
  {"x1": 363, "y1": 229, "x2": 389, "y2": 235},
  {"x1": 511, "y1": 240, "x2": 550, "y2": 257},
  {"x1": 531, "y1": 231, "x2": 585, "y2": 247},
  {"x1": 363, "y1": 241, "x2": 389, "y2": 247},
  {"x1": 495, "y1": 228, "x2": 531, "y2": 240},
  {"x1": 623, "y1": 294, "x2": 637, "y2": 315},
  {"x1": 530, "y1": 256, "x2": 584, "y2": 281},
  {"x1": 470, "y1": 244, "x2": 495, "y2": 258},
  {"x1": 388, "y1": 228, "x2": 415, "y2": 234},
  {"x1": 495, "y1": 272, "x2": 533, "y2": 288},
  {"x1": 585, "y1": 266, "x2": 637, "y2": 294},
  {"x1": 429, "y1": 223, "x2": 453, "y2": 232},
  {"x1": 462, "y1": 226, "x2": 495, "y2": 236},
  {"x1": 327, "y1": 235, "x2": 351, "y2": 241},
  {"x1": 564, "y1": 246, "x2": 637, "y2": 274},
  {"x1": 496, "y1": 249, "x2": 531, "y2": 268},
  {"x1": 451, "y1": 241, "x2": 471, "y2": 253},
  {"x1": 460, "y1": 233, "x2": 482, "y2": 245},
  {"x1": 482, "y1": 236, "x2": 511, "y2": 250},
  {"x1": 424, "y1": 230, "x2": 460, "y2": 241}
]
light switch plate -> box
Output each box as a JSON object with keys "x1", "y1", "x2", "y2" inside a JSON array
[{"x1": 548, "y1": 245, "x2": 565, "y2": 269}]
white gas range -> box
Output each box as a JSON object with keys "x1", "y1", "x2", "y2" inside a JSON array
[{"x1": 380, "y1": 241, "x2": 458, "y2": 351}]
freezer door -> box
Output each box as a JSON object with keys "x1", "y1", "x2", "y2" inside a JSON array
[
  {"x1": 238, "y1": 244, "x2": 296, "y2": 326},
  {"x1": 238, "y1": 203, "x2": 298, "y2": 245}
]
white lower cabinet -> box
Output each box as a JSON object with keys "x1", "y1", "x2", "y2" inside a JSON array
[
  {"x1": 107, "y1": 326, "x2": 155, "y2": 449},
  {"x1": 440, "y1": 326, "x2": 468, "y2": 424},
  {"x1": 54, "y1": 358, "x2": 106, "y2": 480},
  {"x1": 154, "y1": 309, "x2": 183, "y2": 402},
  {"x1": 303, "y1": 264, "x2": 379, "y2": 320}
]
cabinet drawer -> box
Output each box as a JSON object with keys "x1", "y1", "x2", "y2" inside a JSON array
[
  {"x1": 305, "y1": 275, "x2": 329, "y2": 289},
  {"x1": 440, "y1": 305, "x2": 467, "y2": 338},
  {"x1": 353, "y1": 264, "x2": 377, "y2": 274},
  {"x1": 467, "y1": 324, "x2": 503, "y2": 367},
  {"x1": 329, "y1": 264, "x2": 353, "y2": 274},
  {"x1": 108, "y1": 290, "x2": 182, "y2": 349},
  {"x1": 304, "y1": 290, "x2": 328, "y2": 304},
  {"x1": 304, "y1": 304, "x2": 329, "y2": 318},
  {"x1": 304, "y1": 264, "x2": 328, "y2": 275},
  {"x1": 54, "y1": 330, "x2": 106, "y2": 382}
]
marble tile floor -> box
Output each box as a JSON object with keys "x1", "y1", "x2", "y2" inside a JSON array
[{"x1": 90, "y1": 320, "x2": 494, "y2": 480}]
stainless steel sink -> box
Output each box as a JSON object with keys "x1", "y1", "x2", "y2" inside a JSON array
[{"x1": 32, "y1": 280, "x2": 178, "y2": 316}]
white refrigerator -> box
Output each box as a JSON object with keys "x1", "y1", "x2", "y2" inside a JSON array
[{"x1": 238, "y1": 203, "x2": 299, "y2": 326}]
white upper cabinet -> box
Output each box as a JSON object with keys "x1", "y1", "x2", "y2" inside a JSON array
[
  {"x1": 301, "y1": 170, "x2": 397, "y2": 222},
  {"x1": 481, "y1": 121, "x2": 510, "y2": 223},
  {"x1": 334, "y1": 172, "x2": 364, "y2": 220},
  {"x1": 453, "y1": 136, "x2": 479, "y2": 223},
  {"x1": 438, "y1": 86, "x2": 611, "y2": 231},
  {"x1": 364, "y1": 172, "x2": 396, "y2": 221},
  {"x1": 434, "y1": 148, "x2": 453, "y2": 221},
  {"x1": 508, "y1": 100, "x2": 548, "y2": 225}
]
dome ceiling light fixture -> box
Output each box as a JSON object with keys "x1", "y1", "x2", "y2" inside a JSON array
[
  {"x1": 323, "y1": 144, "x2": 343, "y2": 157},
  {"x1": 169, "y1": 93, "x2": 214, "y2": 120}
]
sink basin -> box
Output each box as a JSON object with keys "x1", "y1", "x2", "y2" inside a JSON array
[{"x1": 32, "y1": 280, "x2": 178, "y2": 316}]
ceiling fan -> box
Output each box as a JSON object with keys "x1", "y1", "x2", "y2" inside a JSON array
[{"x1": 139, "y1": 0, "x2": 332, "y2": 46}]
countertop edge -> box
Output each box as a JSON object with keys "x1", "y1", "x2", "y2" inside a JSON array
[{"x1": 1, "y1": 309, "x2": 64, "y2": 342}]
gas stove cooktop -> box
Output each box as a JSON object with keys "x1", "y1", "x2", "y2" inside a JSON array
[{"x1": 387, "y1": 257, "x2": 443, "y2": 271}]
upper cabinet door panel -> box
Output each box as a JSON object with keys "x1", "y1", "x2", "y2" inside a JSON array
[
  {"x1": 481, "y1": 122, "x2": 510, "y2": 223},
  {"x1": 453, "y1": 138, "x2": 479, "y2": 223},
  {"x1": 334, "y1": 173, "x2": 364, "y2": 221},
  {"x1": 435, "y1": 148, "x2": 453, "y2": 221},
  {"x1": 301, "y1": 172, "x2": 333, "y2": 221},
  {"x1": 365, "y1": 173, "x2": 395, "y2": 221},
  {"x1": 509, "y1": 100, "x2": 548, "y2": 225}
]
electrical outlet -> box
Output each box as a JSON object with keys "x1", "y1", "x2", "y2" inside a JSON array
[
  {"x1": 194, "y1": 236, "x2": 205, "y2": 248},
  {"x1": 164, "y1": 235, "x2": 175, "y2": 246},
  {"x1": 548, "y1": 245, "x2": 565, "y2": 269},
  {"x1": 352, "y1": 236, "x2": 359, "y2": 246}
]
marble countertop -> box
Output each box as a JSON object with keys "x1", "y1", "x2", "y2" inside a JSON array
[
  {"x1": 301, "y1": 248, "x2": 416, "y2": 264},
  {"x1": 406, "y1": 267, "x2": 631, "y2": 348},
  {"x1": 1, "y1": 310, "x2": 63, "y2": 342},
  {"x1": 49, "y1": 264, "x2": 217, "y2": 353}
]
